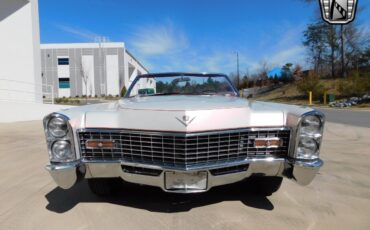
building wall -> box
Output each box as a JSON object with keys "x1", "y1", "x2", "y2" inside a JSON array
[
  {"x1": 0, "y1": 0, "x2": 42, "y2": 103},
  {"x1": 124, "y1": 50, "x2": 149, "y2": 89},
  {"x1": 41, "y1": 43, "x2": 145, "y2": 98}
]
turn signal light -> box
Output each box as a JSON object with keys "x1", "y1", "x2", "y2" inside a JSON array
[
  {"x1": 86, "y1": 140, "x2": 115, "y2": 149},
  {"x1": 254, "y1": 138, "x2": 282, "y2": 148}
]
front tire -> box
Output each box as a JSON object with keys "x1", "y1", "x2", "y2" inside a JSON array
[
  {"x1": 87, "y1": 178, "x2": 122, "y2": 196},
  {"x1": 250, "y1": 176, "x2": 283, "y2": 196}
]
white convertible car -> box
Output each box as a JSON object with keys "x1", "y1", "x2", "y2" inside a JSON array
[{"x1": 43, "y1": 73, "x2": 324, "y2": 196}]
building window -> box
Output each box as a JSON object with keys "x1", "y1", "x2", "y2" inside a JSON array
[
  {"x1": 59, "y1": 78, "x2": 70, "y2": 88},
  {"x1": 58, "y1": 58, "x2": 69, "y2": 65}
]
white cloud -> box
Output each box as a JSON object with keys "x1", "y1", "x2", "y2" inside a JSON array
[
  {"x1": 277, "y1": 29, "x2": 301, "y2": 49},
  {"x1": 56, "y1": 25, "x2": 106, "y2": 42},
  {"x1": 269, "y1": 45, "x2": 306, "y2": 66},
  {"x1": 131, "y1": 22, "x2": 188, "y2": 55},
  {"x1": 128, "y1": 22, "x2": 308, "y2": 74}
]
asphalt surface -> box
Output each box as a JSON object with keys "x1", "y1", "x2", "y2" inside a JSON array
[
  {"x1": 0, "y1": 121, "x2": 370, "y2": 229},
  {"x1": 316, "y1": 108, "x2": 370, "y2": 128}
]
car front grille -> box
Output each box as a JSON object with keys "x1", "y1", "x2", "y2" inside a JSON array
[{"x1": 78, "y1": 128, "x2": 290, "y2": 169}]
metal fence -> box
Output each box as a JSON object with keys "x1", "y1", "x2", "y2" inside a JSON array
[{"x1": 0, "y1": 78, "x2": 54, "y2": 104}]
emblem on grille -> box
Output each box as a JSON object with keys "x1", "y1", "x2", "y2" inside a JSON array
[
  {"x1": 319, "y1": 0, "x2": 358, "y2": 24},
  {"x1": 176, "y1": 115, "x2": 196, "y2": 127}
]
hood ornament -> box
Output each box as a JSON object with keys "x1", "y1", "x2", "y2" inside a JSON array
[{"x1": 176, "y1": 115, "x2": 196, "y2": 127}]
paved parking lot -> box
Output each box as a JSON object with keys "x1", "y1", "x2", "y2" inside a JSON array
[
  {"x1": 0, "y1": 121, "x2": 370, "y2": 230},
  {"x1": 317, "y1": 108, "x2": 370, "y2": 128}
]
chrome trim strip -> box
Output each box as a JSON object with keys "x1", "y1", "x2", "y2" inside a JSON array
[
  {"x1": 77, "y1": 127, "x2": 290, "y2": 137},
  {"x1": 81, "y1": 157, "x2": 286, "y2": 172}
]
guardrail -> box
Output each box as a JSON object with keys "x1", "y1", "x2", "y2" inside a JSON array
[{"x1": 0, "y1": 78, "x2": 54, "y2": 104}]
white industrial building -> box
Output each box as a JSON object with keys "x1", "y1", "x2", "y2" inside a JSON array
[
  {"x1": 0, "y1": 0, "x2": 42, "y2": 103},
  {"x1": 0, "y1": 0, "x2": 149, "y2": 122},
  {"x1": 40, "y1": 43, "x2": 148, "y2": 98}
]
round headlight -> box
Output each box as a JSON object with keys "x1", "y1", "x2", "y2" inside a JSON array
[
  {"x1": 48, "y1": 117, "x2": 68, "y2": 137},
  {"x1": 301, "y1": 115, "x2": 321, "y2": 136},
  {"x1": 51, "y1": 140, "x2": 74, "y2": 161},
  {"x1": 297, "y1": 137, "x2": 318, "y2": 159}
]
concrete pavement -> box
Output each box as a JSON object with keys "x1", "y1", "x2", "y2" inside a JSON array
[
  {"x1": 0, "y1": 121, "x2": 370, "y2": 229},
  {"x1": 316, "y1": 107, "x2": 370, "y2": 128}
]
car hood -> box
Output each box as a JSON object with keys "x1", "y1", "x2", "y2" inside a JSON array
[
  {"x1": 118, "y1": 95, "x2": 249, "y2": 111},
  {"x1": 60, "y1": 96, "x2": 313, "y2": 132}
]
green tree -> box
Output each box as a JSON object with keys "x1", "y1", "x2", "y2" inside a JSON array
[
  {"x1": 281, "y1": 63, "x2": 293, "y2": 83},
  {"x1": 297, "y1": 71, "x2": 325, "y2": 100},
  {"x1": 303, "y1": 21, "x2": 327, "y2": 75},
  {"x1": 326, "y1": 25, "x2": 339, "y2": 79}
]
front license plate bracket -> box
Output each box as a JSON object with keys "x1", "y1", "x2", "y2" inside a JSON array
[{"x1": 164, "y1": 171, "x2": 208, "y2": 191}]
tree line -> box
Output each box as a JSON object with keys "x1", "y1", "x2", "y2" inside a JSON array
[{"x1": 231, "y1": 2, "x2": 370, "y2": 98}]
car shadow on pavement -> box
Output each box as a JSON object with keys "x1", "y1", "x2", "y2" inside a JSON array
[{"x1": 45, "y1": 180, "x2": 274, "y2": 213}]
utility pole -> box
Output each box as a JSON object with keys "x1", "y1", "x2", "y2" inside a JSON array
[
  {"x1": 340, "y1": 25, "x2": 345, "y2": 78},
  {"x1": 236, "y1": 52, "x2": 240, "y2": 89}
]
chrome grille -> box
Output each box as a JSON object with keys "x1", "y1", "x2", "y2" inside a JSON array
[{"x1": 78, "y1": 128, "x2": 290, "y2": 168}]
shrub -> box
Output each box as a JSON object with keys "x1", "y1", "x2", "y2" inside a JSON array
[
  {"x1": 297, "y1": 71, "x2": 325, "y2": 100},
  {"x1": 120, "y1": 86, "x2": 127, "y2": 97},
  {"x1": 338, "y1": 75, "x2": 370, "y2": 97},
  {"x1": 55, "y1": 98, "x2": 62, "y2": 104}
]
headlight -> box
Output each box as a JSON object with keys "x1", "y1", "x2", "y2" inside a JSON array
[
  {"x1": 295, "y1": 112, "x2": 325, "y2": 160},
  {"x1": 300, "y1": 115, "x2": 321, "y2": 136},
  {"x1": 43, "y1": 113, "x2": 76, "y2": 163},
  {"x1": 297, "y1": 137, "x2": 318, "y2": 159},
  {"x1": 51, "y1": 140, "x2": 74, "y2": 161},
  {"x1": 48, "y1": 117, "x2": 68, "y2": 137}
]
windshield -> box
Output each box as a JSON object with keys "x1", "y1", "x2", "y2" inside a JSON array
[{"x1": 127, "y1": 74, "x2": 237, "y2": 97}]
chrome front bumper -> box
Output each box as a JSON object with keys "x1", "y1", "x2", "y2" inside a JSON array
[{"x1": 46, "y1": 158, "x2": 323, "y2": 192}]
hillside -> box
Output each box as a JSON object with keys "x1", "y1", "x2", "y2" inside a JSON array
[{"x1": 252, "y1": 78, "x2": 369, "y2": 107}]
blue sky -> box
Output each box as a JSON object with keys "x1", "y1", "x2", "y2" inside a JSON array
[{"x1": 39, "y1": 0, "x2": 370, "y2": 74}]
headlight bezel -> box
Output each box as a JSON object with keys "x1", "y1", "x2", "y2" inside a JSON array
[
  {"x1": 51, "y1": 140, "x2": 74, "y2": 161},
  {"x1": 300, "y1": 115, "x2": 322, "y2": 137},
  {"x1": 47, "y1": 116, "x2": 69, "y2": 138},
  {"x1": 294, "y1": 110, "x2": 325, "y2": 160},
  {"x1": 43, "y1": 113, "x2": 77, "y2": 163}
]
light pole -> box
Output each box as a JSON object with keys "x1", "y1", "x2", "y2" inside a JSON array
[
  {"x1": 96, "y1": 36, "x2": 108, "y2": 96},
  {"x1": 236, "y1": 51, "x2": 240, "y2": 89}
]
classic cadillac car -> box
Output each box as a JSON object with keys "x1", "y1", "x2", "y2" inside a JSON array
[{"x1": 43, "y1": 73, "x2": 324, "y2": 196}]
